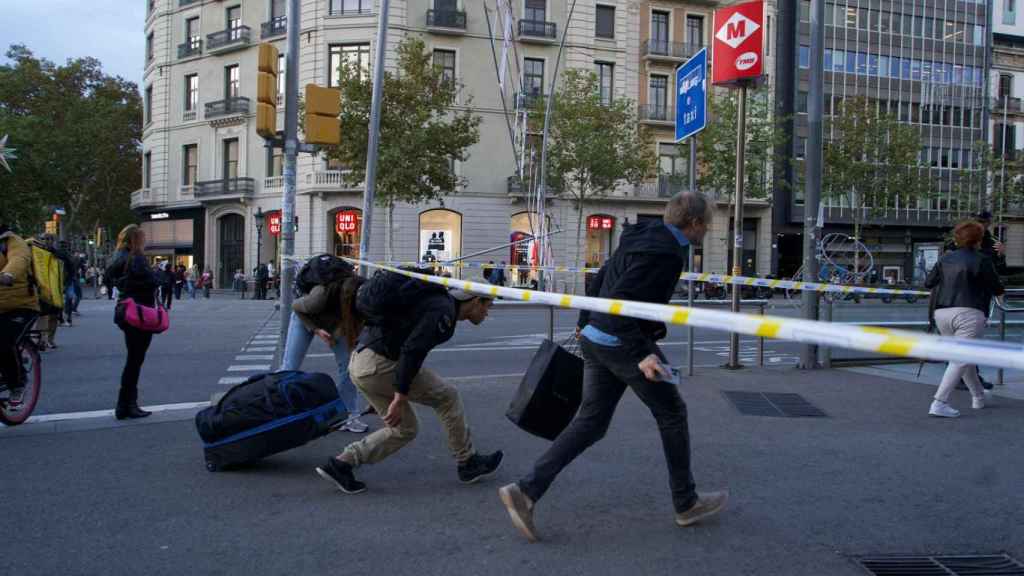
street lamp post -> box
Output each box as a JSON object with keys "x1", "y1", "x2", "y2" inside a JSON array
[{"x1": 255, "y1": 206, "x2": 264, "y2": 297}]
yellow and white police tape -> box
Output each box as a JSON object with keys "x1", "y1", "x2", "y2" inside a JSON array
[
  {"x1": 387, "y1": 260, "x2": 931, "y2": 297},
  {"x1": 348, "y1": 257, "x2": 1024, "y2": 371}
]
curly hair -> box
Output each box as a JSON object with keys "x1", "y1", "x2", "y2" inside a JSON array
[{"x1": 953, "y1": 220, "x2": 984, "y2": 249}]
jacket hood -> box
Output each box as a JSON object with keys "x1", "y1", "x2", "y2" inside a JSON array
[
  {"x1": 617, "y1": 219, "x2": 688, "y2": 257},
  {"x1": 0, "y1": 231, "x2": 15, "y2": 241}
]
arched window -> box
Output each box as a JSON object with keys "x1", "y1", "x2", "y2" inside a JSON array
[
  {"x1": 330, "y1": 207, "x2": 362, "y2": 258},
  {"x1": 585, "y1": 214, "x2": 615, "y2": 267},
  {"x1": 418, "y1": 209, "x2": 463, "y2": 267}
]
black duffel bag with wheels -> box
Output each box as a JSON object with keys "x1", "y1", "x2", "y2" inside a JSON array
[
  {"x1": 195, "y1": 371, "x2": 346, "y2": 471},
  {"x1": 506, "y1": 338, "x2": 584, "y2": 440}
]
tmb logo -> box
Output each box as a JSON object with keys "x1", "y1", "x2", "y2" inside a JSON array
[
  {"x1": 735, "y1": 52, "x2": 759, "y2": 70},
  {"x1": 715, "y1": 12, "x2": 760, "y2": 49}
]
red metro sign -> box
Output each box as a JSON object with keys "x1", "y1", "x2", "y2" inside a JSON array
[{"x1": 711, "y1": 0, "x2": 764, "y2": 86}]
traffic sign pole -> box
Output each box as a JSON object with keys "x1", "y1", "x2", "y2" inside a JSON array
[{"x1": 727, "y1": 84, "x2": 748, "y2": 370}]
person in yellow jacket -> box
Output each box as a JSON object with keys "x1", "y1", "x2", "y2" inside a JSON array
[{"x1": 0, "y1": 223, "x2": 40, "y2": 400}]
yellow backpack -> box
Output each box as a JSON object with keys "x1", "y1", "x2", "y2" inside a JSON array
[{"x1": 28, "y1": 240, "x2": 64, "y2": 312}]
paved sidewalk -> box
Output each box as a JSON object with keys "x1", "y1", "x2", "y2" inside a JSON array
[
  {"x1": 4, "y1": 366, "x2": 1023, "y2": 575},
  {"x1": 848, "y1": 361, "x2": 1024, "y2": 401}
]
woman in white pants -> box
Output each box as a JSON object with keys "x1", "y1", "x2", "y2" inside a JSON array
[{"x1": 924, "y1": 220, "x2": 1005, "y2": 418}]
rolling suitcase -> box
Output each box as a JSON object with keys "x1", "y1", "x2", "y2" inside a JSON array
[{"x1": 196, "y1": 371, "x2": 347, "y2": 471}]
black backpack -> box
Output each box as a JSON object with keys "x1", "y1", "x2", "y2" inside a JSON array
[
  {"x1": 296, "y1": 254, "x2": 354, "y2": 295},
  {"x1": 356, "y1": 269, "x2": 447, "y2": 325}
]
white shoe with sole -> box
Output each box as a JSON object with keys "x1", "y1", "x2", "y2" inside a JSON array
[
  {"x1": 971, "y1": 396, "x2": 985, "y2": 410},
  {"x1": 929, "y1": 400, "x2": 960, "y2": 418}
]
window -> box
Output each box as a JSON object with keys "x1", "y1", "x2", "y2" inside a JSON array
[
  {"x1": 266, "y1": 146, "x2": 283, "y2": 178},
  {"x1": 277, "y1": 53, "x2": 285, "y2": 96},
  {"x1": 649, "y1": 75, "x2": 668, "y2": 116},
  {"x1": 796, "y1": 136, "x2": 807, "y2": 159},
  {"x1": 145, "y1": 85, "x2": 153, "y2": 124},
  {"x1": 331, "y1": 0, "x2": 372, "y2": 14},
  {"x1": 227, "y1": 5, "x2": 242, "y2": 37},
  {"x1": 143, "y1": 152, "x2": 152, "y2": 188},
  {"x1": 797, "y1": 91, "x2": 808, "y2": 113},
  {"x1": 879, "y1": 11, "x2": 890, "y2": 33},
  {"x1": 271, "y1": 0, "x2": 286, "y2": 19},
  {"x1": 799, "y1": 0, "x2": 809, "y2": 22},
  {"x1": 329, "y1": 44, "x2": 371, "y2": 86},
  {"x1": 184, "y1": 74, "x2": 198, "y2": 111},
  {"x1": 824, "y1": 4, "x2": 834, "y2": 26},
  {"x1": 146, "y1": 32, "x2": 154, "y2": 63},
  {"x1": 223, "y1": 138, "x2": 239, "y2": 179},
  {"x1": 766, "y1": 15, "x2": 771, "y2": 55},
  {"x1": 183, "y1": 144, "x2": 198, "y2": 186},
  {"x1": 651, "y1": 10, "x2": 670, "y2": 50},
  {"x1": 225, "y1": 64, "x2": 239, "y2": 98},
  {"x1": 686, "y1": 15, "x2": 704, "y2": 47},
  {"x1": 433, "y1": 49, "x2": 456, "y2": 87},
  {"x1": 186, "y1": 17, "x2": 200, "y2": 50},
  {"x1": 524, "y1": 58, "x2": 544, "y2": 97},
  {"x1": 585, "y1": 214, "x2": 615, "y2": 267},
  {"x1": 1000, "y1": 74, "x2": 1013, "y2": 100},
  {"x1": 525, "y1": 0, "x2": 546, "y2": 22},
  {"x1": 419, "y1": 209, "x2": 463, "y2": 266},
  {"x1": 845, "y1": 7, "x2": 856, "y2": 28},
  {"x1": 658, "y1": 143, "x2": 686, "y2": 196},
  {"x1": 799, "y1": 45, "x2": 809, "y2": 68},
  {"x1": 597, "y1": 62, "x2": 614, "y2": 105},
  {"x1": 596, "y1": 5, "x2": 615, "y2": 39},
  {"x1": 974, "y1": 24, "x2": 985, "y2": 45},
  {"x1": 1006, "y1": 0, "x2": 1017, "y2": 25}
]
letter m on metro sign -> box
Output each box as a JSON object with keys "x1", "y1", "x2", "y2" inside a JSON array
[{"x1": 712, "y1": 0, "x2": 764, "y2": 86}]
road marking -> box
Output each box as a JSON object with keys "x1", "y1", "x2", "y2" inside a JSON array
[
  {"x1": 228, "y1": 364, "x2": 271, "y2": 371},
  {"x1": 251, "y1": 335, "x2": 277, "y2": 341},
  {"x1": 244, "y1": 346, "x2": 277, "y2": 352},
  {"x1": 236, "y1": 354, "x2": 273, "y2": 361},
  {"x1": 25, "y1": 401, "x2": 210, "y2": 424},
  {"x1": 219, "y1": 376, "x2": 248, "y2": 385}
]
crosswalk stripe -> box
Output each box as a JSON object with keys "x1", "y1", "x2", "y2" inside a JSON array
[
  {"x1": 236, "y1": 355, "x2": 273, "y2": 360},
  {"x1": 244, "y1": 346, "x2": 277, "y2": 352},
  {"x1": 218, "y1": 376, "x2": 248, "y2": 385},
  {"x1": 228, "y1": 365, "x2": 271, "y2": 371}
]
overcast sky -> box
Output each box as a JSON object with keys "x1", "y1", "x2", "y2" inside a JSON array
[{"x1": 0, "y1": 0, "x2": 146, "y2": 88}]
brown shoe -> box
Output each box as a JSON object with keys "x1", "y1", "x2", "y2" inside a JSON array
[
  {"x1": 499, "y1": 483, "x2": 539, "y2": 542},
  {"x1": 674, "y1": 490, "x2": 729, "y2": 527}
]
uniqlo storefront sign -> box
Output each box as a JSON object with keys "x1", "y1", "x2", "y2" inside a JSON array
[{"x1": 711, "y1": 0, "x2": 764, "y2": 86}]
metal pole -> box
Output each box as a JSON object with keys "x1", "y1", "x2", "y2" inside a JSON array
[
  {"x1": 821, "y1": 297, "x2": 832, "y2": 368},
  {"x1": 999, "y1": 305, "x2": 1006, "y2": 385},
  {"x1": 727, "y1": 84, "x2": 748, "y2": 369},
  {"x1": 757, "y1": 303, "x2": 765, "y2": 368},
  {"x1": 801, "y1": 0, "x2": 825, "y2": 369},
  {"x1": 443, "y1": 228, "x2": 564, "y2": 265},
  {"x1": 687, "y1": 138, "x2": 697, "y2": 377},
  {"x1": 277, "y1": 0, "x2": 301, "y2": 365},
  {"x1": 357, "y1": 0, "x2": 390, "y2": 277}
]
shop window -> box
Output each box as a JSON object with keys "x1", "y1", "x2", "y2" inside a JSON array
[
  {"x1": 585, "y1": 215, "x2": 615, "y2": 267},
  {"x1": 333, "y1": 208, "x2": 362, "y2": 259},
  {"x1": 419, "y1": 209, "x2": 463, "y2": 271},
  {"x1": 510, "y1": 211, "x2": 550, "y2": 286}
]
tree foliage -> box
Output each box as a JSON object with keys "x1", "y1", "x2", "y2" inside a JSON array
[{"x1": 0, "y1": 44, "x2": 141, "y2": 238}]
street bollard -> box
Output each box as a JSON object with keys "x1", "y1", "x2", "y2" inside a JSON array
[
  {"x1": 757, "y1": 302, "x2": 765, "y2": 368},
  {"x1": 999, "y1": 305, "x2": 1006, "y2": 386},
  {"x1": 821, "y1": 298, "x2": 833, "y2": 369}
]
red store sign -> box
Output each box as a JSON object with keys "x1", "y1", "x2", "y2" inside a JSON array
[
  {"x1": 267, "y1": 211, "x2": 282, "y2": 237},
  {"x1": 336, "y1": 210, "x2": 360, "y2": 234},
  {"x1": 711, "y1": 0, "x2": 765, "y2": 86},
  {"x1": 587, "y1": 216, "x2": 614, "y2": 231}
]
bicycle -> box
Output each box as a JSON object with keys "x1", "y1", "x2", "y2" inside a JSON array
[{"x1": 0, "y1": 319, "x2": 43, "y2": 426}]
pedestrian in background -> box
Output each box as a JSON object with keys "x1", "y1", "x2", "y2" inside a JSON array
[
  {"x1": 160, "y1": 262, "x2": 174, "y2": 310},
  {"x1": 925, "y1": 220, "x2": 1004, "y2": 418},
  {"x1": 256, "y1": 263, "x2": 269, "y2": 300},
  {"x1": 174, "y1": 264, "x2": 185, "y2": 300},
  {"x1": 201, "y1": 269, "x2": 212, "y2": 298},
  {"x1": 187, "y1": 265, "x2": 197, "y2": 299},
  {"x1": 105, "y1": 224, "x2": 160, "y2": 420}
]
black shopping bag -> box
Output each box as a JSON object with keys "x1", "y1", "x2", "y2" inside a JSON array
[{"x1": 506, "y1": 339, "x2": 584, "y2": 440}]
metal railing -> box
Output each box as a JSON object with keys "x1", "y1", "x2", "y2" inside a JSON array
[
  {"x1": 179, "y1": 0, "x2": 200, "y2": 6},
  {"x1": 329, "y1": 4, "x2": 373, "y2": 16},
  {"x1": 182, "y1": 109, "x2": 197, "y2": 122},
  {"x1": 642, "y1": 40, "x2": 701, "y2": 59},
  {"x1": 993, "y1": 96, "x2": 1024, "y2": 113},
  {"x1": 518, "y1": 19, "x2": 557, "y2": 39},
  {"x1": 207, "y1": 26, "x2": 251, "y2": 51},
  {"x1": 130, "y1": 188, "x2": 167, "y2": 208},
  {"x1": 178, "y1": 39, "x2": 202, "y2": 59},
  {"x1": 194, "y1": 178, "x2": 255, "y2": 199},
  {"x1": 427, "y1": 9, "x2": 467, "y2": 29},
  {"x1": 178, "y1": 185, "x2": 195, "y2": 202},
  {"x1": 205, "y1": 96, "x2": 250, "y2": 119},
  {"x1": 637, "y1": 104, "x2": 674, "y2": 123},
  {"x1": 263, "y1": 176, "x2": 284, "y2": 191},
  {"x1": 635, "y1": 176, "x2": 687, "y2": 198},
  {"x1": 262, "y1": 16, "x2": 286, "y2": 38}
]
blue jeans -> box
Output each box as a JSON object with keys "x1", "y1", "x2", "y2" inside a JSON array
[{"x1": 280, "y1": 312, "x2": 361, "y2": 417}]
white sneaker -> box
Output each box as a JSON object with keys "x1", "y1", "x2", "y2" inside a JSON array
[
  {"x1": 972, "y1": 396, "x2": 985, "y2": 410},
  {"x1": 340, "y1": 417, "x2": 369, "y2": 433},
  {"x1": 929, "y1": 400, "x2": 960, "y2": 418}
]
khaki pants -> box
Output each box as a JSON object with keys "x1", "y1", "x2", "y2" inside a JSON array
[
  {"x1": 341, "y1": 347, "x2": 474, "y2": 467},
  {"x1": 934, "y1": 307, "x2": 987, "y2": 402}
]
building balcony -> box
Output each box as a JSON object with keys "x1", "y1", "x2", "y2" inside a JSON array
[
  {"x1": 130, "y1": 187, "x2": 167, "y2": 209},
  {"x1": 205, "y1": 96, "x2": 250, "y2": 120},
  {"x1": 178, "y1": 39, "x2": 202, "y2": 59},
  {"x1": 179, "y1": 0, "x2": 200, "y2": 6},
  {"x1": 634, "y1": 176, "x2": 686, "y2": 199},
  {"x1": 518, "y1": 19, "x2": 557, "y2": 42},
  {"x1": 263, "y1": 176, "x2": 284, "y2": 193},
  {"x1": 178, "y1": 185, "x2": 195, "y2": 202},
  {"x1": 261, "y1": 16, "x2": 286, "y2": 39},
  {"x1": 207, "y1": 26, "x2": 251, "y2": 54},
  {"x1": 638, "y1": 105, "x2": 675, "y2": 126},
  {"x1": 993, "y1": 96, "x2": 1024, "y2": 114},
  {"x1": 305, "y1": 170, "x2": 362, "y2": 192},
  {"x1": 426, "y1": 9, "x2": 467, "y2": 32},
  {"x1": 194, "y1": 178, "x2": 255, "y2": 200},
  {"x1": 642, "y1": 40, "x2": 701, "y2": 63}
]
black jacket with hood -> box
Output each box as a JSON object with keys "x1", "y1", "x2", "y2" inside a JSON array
[{"x1": 577, "y1": 219, "x2": 688, "y2": 362}]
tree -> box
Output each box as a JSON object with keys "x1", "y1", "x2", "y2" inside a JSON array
[
  {"x1": 697, "y1": 87, "x2": 784, "y2": 202},
  {"x1": 532, "y1": 69, "x2": 655, "y2": 284},
  {"x1": 822, "y1": 96, "x2": 925, "y2": 279},
  {"x1": 321, "y1": 37, "x2": 482, "y2": 260},
  {"x1": 0, "y1": 45, "x2": 141, "y2": 240}
]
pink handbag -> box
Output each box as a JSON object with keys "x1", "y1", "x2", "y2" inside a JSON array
[{"x1": 115, "y1": 297, "x2": 170, "y2": 333}]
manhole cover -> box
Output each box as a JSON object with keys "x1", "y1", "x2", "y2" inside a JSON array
[
  {"x1": 722, "y1": 391, "x2": 827, "y2": 418},
  {"x1": 856, "y1": 554, "x2": 1024, "y2": 576}
]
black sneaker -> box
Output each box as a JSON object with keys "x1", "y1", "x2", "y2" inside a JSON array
[
  {"x1": 315, "y1": 458, "x2": 366, "y2": 494},
  {"x1": 458, "y1": 450, "x2": 504, "y2": 484}
]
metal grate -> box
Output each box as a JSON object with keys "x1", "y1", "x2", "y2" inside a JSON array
[
  {"x1": 722, "y1": 391, "x2": 827, "y2": 418},
  {"x1": 857, "y1": 554, "x2": 1024, "y2": 576}
]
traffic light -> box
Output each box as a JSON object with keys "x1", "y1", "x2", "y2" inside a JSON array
[
  {"x1": 256, "y1": 43, "x2": 279, "y2": 140},
  {"x1": 304, "y1": 84, "x2": 341, "y2": 146}
]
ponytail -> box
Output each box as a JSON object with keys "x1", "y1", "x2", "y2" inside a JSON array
[{"x1": 339, "y1": 275, "x2": 366, "y2": 349}]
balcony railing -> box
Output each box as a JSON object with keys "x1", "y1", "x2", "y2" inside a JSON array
[
  {"x1": 205, "y1": 96, "x2": 250, "y2": 119},
  {"x1": 183, "y1": 109, "x2": 197, "y2": 122},
  {"x1": 262, "y1": 16, "x2": 286, "y2": 38},
  {"x1": 993, "y1": 96, "x2": 1024, "y2": 113},
  {"x1": 305, "y1": 170, "x2": 362, "y2": 190},
  {"x1": 207, "y1": 26, "x2": 251, "y2": 53},
  {"x1": 427, "y1": 9, "x2": 467, "y2": 29},
  {"x1": 263, "y1": 176, "x2": 284, "y2": 192},
  {"x1": 178, "y1": 185, "x2": 195, "y2": 202},
  {"x1": 642, "y1": 40, "x2": 701, "y2": 60},
  {"x1": 329, "y1": 5, "x2": 373, "y2": 16},
  {"x1": 518, "y1": 19, "x2": 557, "y2": 39},
  {"x1": 179, "y1": 0, "x2": 200, "y2": 6},
  {"x1": 638, "y1": 105, "x2": 675, "y2": 124},
  {"x1": 635, "y1": 176, "x2": 687, "y2": 199},
  {"x1": 194, "y1": 178, "x2": 256, "y2": 199},
  {"x1": 178, "y1": 39, "x2": 202, "y2": 59},
  {"x1": 130, "y1": 188, "x2": 168, "y2": 209}
]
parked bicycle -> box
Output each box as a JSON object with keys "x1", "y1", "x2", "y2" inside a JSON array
[{"x1": 0, "y1": 320, "x2": 43, "y2": 426}]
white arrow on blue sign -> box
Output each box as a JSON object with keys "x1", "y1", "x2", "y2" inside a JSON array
[{"x1": 675, "y1": 47, "x2": 708, "y2": 143}]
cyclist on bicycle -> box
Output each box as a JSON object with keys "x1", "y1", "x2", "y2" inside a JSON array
[{"x1": 0, "y1": 223, "x2": 41, "y2": 404}]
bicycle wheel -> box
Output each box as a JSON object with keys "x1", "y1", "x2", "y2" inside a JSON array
[{"x1": 0, "y1": 343, "x2": 42, "y2": 426}]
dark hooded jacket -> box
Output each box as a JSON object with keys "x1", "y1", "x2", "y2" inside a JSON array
[{"x1": 577, "y1": 219, "x2": 688, "y2": 362}]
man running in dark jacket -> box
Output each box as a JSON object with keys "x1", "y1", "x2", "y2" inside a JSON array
[
  {"x1": 499, "y1": 192, "x2": 728, "y2": 542},
  {"x1": 315, "y1": 285, "x2": 503, "y2": 494}
]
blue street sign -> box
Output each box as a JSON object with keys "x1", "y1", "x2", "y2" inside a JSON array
[{"x1": 675, "y1": 47, "x2": 707, "y2": 143}]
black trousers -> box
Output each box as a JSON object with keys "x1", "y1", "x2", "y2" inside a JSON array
[
  {"x1": 162, "y1": 286, "x2": 173, "y2": 310},
  {"x1": 519, "y1": 337, "x2": 698, "y2": 513},
  {"x1": 118, "y1": 325, "x2": 154, "y2": 407},
  {"x1": 0, "y1": 310, "x2": 36, "y2": 388}
]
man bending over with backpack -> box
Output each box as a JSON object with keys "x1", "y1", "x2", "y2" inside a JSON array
[{"x1": 315, "y1": 274, "x2": 503, "y2": 494}]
